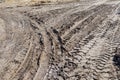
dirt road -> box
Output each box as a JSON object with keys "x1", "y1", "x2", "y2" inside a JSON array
[{"x1": 1, "y1": 0, "x2": 120, "y2": 80}]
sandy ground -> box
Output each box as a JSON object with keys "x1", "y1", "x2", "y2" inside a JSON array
[{"x1": 1, "y1": 0, "x2": 120, "y2": 80}]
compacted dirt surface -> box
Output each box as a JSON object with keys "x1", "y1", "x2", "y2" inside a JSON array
[{"x1": 1, "y1": 0, "x2": 120, "y2": 80}]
